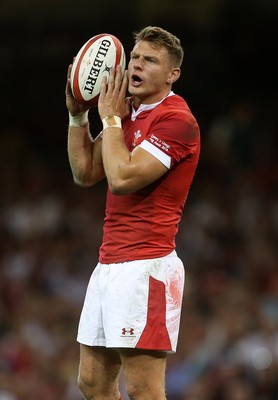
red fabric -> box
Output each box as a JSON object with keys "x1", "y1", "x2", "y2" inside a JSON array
[
  {"x1": 136, "y1": 276, "x2": 172, "y2": 351},
  {"x1": 99, "y1": 94, "x2": 200, "y2": 264}
]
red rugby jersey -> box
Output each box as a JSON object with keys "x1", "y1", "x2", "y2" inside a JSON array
[{"x1": 99, "y1": 93, "x2": 200, "y2": 264}]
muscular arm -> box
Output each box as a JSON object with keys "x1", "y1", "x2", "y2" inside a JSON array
[
  {"x1": 66, "y1": 63, "x2": 105, "y2": 187},
  {"x1": 102, "y1": 127, "x2": 168, "y2": 195},
  {"x1": 99, "y1": 67, "x2": 168, "y2": 195},
  {"x1": 68, "y1": 125, "x2": 105, "y2": 187}
]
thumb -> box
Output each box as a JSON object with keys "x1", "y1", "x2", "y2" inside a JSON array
[{"x1": 124, "y1": 97, "x2": 131, "y2": 117}]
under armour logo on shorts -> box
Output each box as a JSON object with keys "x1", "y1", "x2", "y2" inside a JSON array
[{"x1": 121, "y1": 328, "x2": 135, "y2": 336}]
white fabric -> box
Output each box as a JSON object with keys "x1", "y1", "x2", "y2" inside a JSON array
[
  {"x1": 139, "y1": 139, "x2": 171, "y2": 169},
  {"x1": 77, "y1": 251, "x2": 185, "y2": 352}
]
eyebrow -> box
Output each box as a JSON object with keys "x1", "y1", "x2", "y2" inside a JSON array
[{"x1": 130, "y1": 51, "x2": 159, "y2": 61}]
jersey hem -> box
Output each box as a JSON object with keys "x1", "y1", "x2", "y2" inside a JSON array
[{"x1": 99, "y1": 249, "x2": 176, "y2": 265}]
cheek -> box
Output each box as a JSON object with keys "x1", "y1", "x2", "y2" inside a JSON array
[
  {"x1": 127, "y1": 63, "x2": 132, "y2": 77},
  {"x1": 148, "y1": 73, "x2": 168, "y2": 88},
  {"x1": 149, "y1": 66, "x2": 170, "y2": 82}
]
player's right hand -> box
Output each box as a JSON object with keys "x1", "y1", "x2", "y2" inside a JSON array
[{"x1": 65, "y1": 64, "x2": 90, "y2": 116}]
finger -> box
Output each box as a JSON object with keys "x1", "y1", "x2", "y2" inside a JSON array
[
  {"x1": 67, "y1": 64, "x2": 72, "y2": 81},
  {"x1": 107, "y1": 67, "x2": 116, "y2": 88},
  {"x1": 66, "y1": 68, "x2": 73, "y2": 97},
  {"x1": 99, "y1": 75, "x2": 108, "y2": 100},
  {"x1": 119, "y1": 70, "x2": 128, "y2": 99},
  {"x1": 114, "y1": 65, "x2": 124, "y2": 92},
  {"x1": 125, "y1": 96, "x2": 131, "y2": 116}
]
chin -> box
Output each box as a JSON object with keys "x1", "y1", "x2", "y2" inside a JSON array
[{"x1": 128, "y1": 86, "x2": 138, "y2": 96}]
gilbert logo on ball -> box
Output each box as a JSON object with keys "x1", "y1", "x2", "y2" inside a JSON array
[{"x1": 70, "y1": 33, "x2": 126, "y2": 106}]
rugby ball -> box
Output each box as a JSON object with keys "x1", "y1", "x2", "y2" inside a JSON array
[{"x1": 70, "y1": 34, "x2": 126, "y2": 106}]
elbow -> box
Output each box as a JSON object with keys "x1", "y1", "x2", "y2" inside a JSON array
[
  {"x1": 72, "y1": 173, "x2": 94, "y2": 188},
  {"x1": 108, "y1": 177, "x2": 134, "y2": 195},
  {"x1": 72, "y1": 169, "x2": 105, "y2": 187},
  {"x1": 106, "y1": 163, "x2": 140, "y2": 195},
  {"x1": 109, "y1": 187, "x2": 130, "y2": 195}
]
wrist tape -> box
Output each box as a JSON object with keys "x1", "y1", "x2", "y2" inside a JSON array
[
  {"x1": 102, "y1": 115, "x2": 122, "y2": 130},
  {"x1": 68, "y1": 111, "x2": 89, "y2": 127}
]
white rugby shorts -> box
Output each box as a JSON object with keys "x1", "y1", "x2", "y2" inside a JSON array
[{"x1": 77, "y1": 251, "x2": 185, "y2": 352}]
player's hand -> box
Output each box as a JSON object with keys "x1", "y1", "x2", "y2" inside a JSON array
[
  {"x1": 98, "y1": 66, "x2": 129, "y2": 121},
  {"x1": 65, "y1": 64, "x2": 90, "y2": 115}
]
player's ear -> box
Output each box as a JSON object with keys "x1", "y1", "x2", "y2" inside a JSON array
[{"x1": 166, "y1": 68, "x2": 181, "y2": 84}]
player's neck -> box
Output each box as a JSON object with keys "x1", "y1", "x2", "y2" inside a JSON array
[{"x1": 133, "y1": 89, "x2": 172, "y2": 108}]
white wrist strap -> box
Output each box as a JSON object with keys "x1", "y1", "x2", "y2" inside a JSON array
[
  {"x1": 69, "y1": 111, "x2": 89, "y2": 127},
  {"x1": 102, "y1": 115, "x2": 122, "y2": 130}
]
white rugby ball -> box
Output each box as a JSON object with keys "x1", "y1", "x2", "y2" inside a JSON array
[{"x1": 70, "y1": 33, "x2": 126, "y2": 106}]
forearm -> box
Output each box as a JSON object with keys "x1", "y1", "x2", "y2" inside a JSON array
[
  {"x1": 67, "y1": 113, "x2": 105, "y2": 187},
  {"x1": 67, "y1": 124, "x2": 94, "y2": 186},
  {"x1": 102, "y1": 125, "x2": 133, "y2": 194}
]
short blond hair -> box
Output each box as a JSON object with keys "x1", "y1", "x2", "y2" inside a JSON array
[{"x1": 133, "y1": 26, "x2": 184, "y2": 68}]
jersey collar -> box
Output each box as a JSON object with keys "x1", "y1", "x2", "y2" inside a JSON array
[{"x1": 131, "y1": 91, "x2": 174, "y2": 121}]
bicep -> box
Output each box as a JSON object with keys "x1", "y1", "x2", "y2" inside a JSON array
[{"x1": 113, "y1": 146, "x2": 168, "y2": 195}]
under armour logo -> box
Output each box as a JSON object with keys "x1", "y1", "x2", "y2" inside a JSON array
[{"x1": 121, "y1": 328, "x2": 134, "y2": 336}]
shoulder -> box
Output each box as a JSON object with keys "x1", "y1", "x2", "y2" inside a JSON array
[
  {"x1": 163, "y1": 94, "x2": 195, "y2": 117},
  {"x1": 155, "y1": 94, "x2": 197, "y2": 123},
  {"x1": 157, "y1": 94, "x2": 200, "y2": 139}
]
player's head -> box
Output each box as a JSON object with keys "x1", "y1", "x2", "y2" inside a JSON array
[{"x1": 133, "y1": 26, "x2": 184, "y2": 68}]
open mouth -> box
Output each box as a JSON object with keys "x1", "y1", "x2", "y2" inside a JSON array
[{"x1": 131, "y1": 74, "x2": 143, "y2": 87}]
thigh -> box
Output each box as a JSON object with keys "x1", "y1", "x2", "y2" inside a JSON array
[
  {"x1": 79, "y1": 344, "x2": 122, "y2": 391},
  {"x1": 119, "y1": 348, "x2": 167, "y2": 398}
]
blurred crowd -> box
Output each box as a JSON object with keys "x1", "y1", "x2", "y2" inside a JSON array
[{"x1": 0, "y1": 97, "x2": 278, "y2": 399}]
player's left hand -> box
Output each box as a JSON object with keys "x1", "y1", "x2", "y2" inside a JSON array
[{"x1": 98, "y1": 66, "x2": 129, "y2": 121}]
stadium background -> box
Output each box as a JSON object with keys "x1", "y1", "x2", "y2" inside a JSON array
[{"x1": 0, "y1": 0, "x2": 278, "y2": 398}]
